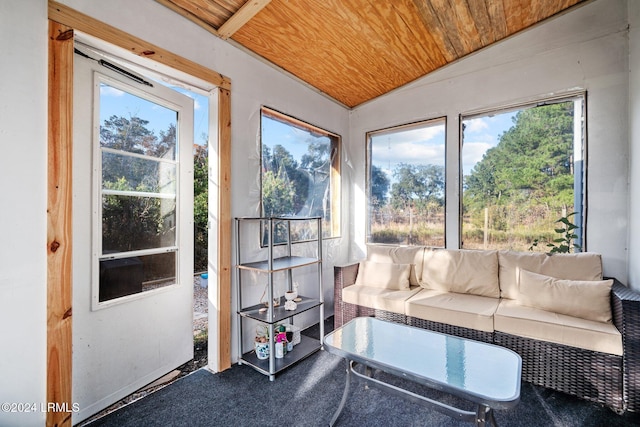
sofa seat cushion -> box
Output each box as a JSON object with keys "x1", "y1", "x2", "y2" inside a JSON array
[
  {"x1": 366, "y1": 244, "x2": 426, "y2": 286},
  {"x1": 498, "y1": 250, "x2": 603, "y2": 300},
  {"x1": 342, "y1": 284, "x2": 422, "y2": 313},
  {"x1": 421, "y1": 249, "x2": 500, "y2": 298},
  {"x1": 494, "y1": 299, "x2": 622, "y2": 356},
  {"x1": 405, "y1": 289, "x2": 499, "y2": 333}
]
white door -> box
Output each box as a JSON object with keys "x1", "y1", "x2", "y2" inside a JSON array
[{"x1": 72, "y1": 48, "x2": 194, "y2": 423}]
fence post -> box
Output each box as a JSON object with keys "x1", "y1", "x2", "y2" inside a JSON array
[{"x1": 484, "y1": 207, "x2": 489, "y2": 249}]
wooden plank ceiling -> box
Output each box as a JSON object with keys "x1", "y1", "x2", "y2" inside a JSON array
[{"x1": 157, "y1": 0, "x2": 586, "y2": 108}]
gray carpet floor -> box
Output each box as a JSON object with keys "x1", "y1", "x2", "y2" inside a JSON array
[{"x1": 86, "y1": 320, "x2": 640, "y2": 426}]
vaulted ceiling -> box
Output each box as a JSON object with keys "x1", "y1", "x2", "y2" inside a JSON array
[{"x1": 156, "y1": 0, "x2": 587, "y2": 108}]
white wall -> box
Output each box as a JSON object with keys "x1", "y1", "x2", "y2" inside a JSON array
[
  {"x1": 0, "y1": 1, "x2": 48, "y2": 426},
  {"x1": 628, "y1": 1, "x2": 640, "y2": 291},
  {"x1": 349, "y1": 0, "x2": 630, "y2": 282}
]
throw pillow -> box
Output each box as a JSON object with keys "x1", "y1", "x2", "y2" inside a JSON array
[
  {"x1": 498, "y1": 250, "x2": 603, "y2": 300},
  {"x1": 355, "y1": 261, "x2": 411, "y2": 290},
  {"x1": 420, "y1": 249, "x2": 500, "y2": 298},
  {"x1": 366, "y1": 244, "x2": 425, "y2": 286},
  {"x1": 517, "y1": 268, "x2": 613, "y2": 323}
]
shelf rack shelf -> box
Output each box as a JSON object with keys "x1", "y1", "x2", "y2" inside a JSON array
[{"x1": 235, "y1": 216, "x2": 324, "y2": 381}]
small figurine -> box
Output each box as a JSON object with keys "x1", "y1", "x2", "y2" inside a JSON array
[{"x1": 284, "y1": 289, "x2": 298, "y2": 310}]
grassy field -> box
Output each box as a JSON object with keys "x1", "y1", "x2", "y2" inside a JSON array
[{"x1": 370, "y1": 208, "x2": 570, "y2": 252}]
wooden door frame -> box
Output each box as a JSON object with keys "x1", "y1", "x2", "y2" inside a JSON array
[{"x1": 47, "y1": 2, "x2": 232, "y2": 425}]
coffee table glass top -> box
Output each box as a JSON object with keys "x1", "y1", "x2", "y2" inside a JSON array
[{"x1": 324, "y1": 317, "x2": 521, "y2": 408}]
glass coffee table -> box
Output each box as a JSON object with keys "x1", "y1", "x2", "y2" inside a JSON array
[{"x1": 323, "y1": 317, "x2": 521, "y2": 426}]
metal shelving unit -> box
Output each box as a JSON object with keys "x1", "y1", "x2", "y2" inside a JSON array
[{"x1": 235, "y1": 216, "x2": 324, "y2": 381}]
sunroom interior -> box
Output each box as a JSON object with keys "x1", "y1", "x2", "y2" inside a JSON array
[{"x1": 4, "y1": 0, "x2": 640, "y2": 425}]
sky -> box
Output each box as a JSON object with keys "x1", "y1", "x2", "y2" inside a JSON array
[
  {"x1": 370, "y1": 111, "x2": 517, "y2": 187},
  {"x1": 461, "y1": 111, "x2": 516, "y2": 175},
  {"x1": 261, "y1": 115, "x2": 330, "y2": 161},
  {"x1": 99, "y1": 82, "x2": 210, "y2": 147}
]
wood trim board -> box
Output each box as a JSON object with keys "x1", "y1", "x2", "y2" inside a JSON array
[
  {"x1": 47, "y1": 20, "x2": 74, "y2": 427},
  {"x1": 217, "y1": 0, "x2": 271, "y2": 40},
  {"x1": 48, "y1": 1, "x2": 231, "y2": 90}
]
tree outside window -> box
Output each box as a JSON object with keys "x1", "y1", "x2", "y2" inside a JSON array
[
  {"x1": 260, "y1": 107, "x2": 341, "y2": 241},
  {"x1": 461, "y1": 96, "x2": 585, "y2": 251},
  {"x1": 367, "y1": 119, "x2": 446, "y2": 246}
]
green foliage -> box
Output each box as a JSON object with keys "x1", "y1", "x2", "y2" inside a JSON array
[
  {"x1": 102, "y1": 177, "x2": 171, "y2": 252},
  {"x1": 262, "y1": 144, "x2": 309, "y2": 215},
  {"x1": 464, "y1": 102, "x2": 574, "y2": 212},
  {"x1": 101, "y1": 114, "x2": 175, "y2": 158},
  {"x1": 100, "y1": 114, "x2": 178, "y2": 254},
  {"x1": 194, "y1": 328, "x2": 208, "y2": 345},
  {"x1": 370, "y1": 164, "x2": 390, "y2": 206},
  {"x1": 368, "y1": 163, "x2": 445, "y2": 246},
  {"x1": 261, "y1": 137, "x2": 332, "y2": 222},
  {"x1": 529, "y1": 212, "x2": 581, "y2": 254},
  {"x1": 100, "y1": 114, "x2": 209, "y2": 271},
  {"x1": 389, "y1": 163, "x2": 444, "y2": 210},
  {"x1": 262, "y1": 170, "x2": 295, "y2": 216},
  {"x1": 193, "y1": 144, "x2": 208, "y2": 271}
]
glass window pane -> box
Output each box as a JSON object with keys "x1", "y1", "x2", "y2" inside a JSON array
[
  {"x1": 368, "y1": 119, "x2": 446, "y2": 246},
  {"x1": 99, "y1": 252, "x2": 176, "y2": 302},
  {"x1": 461, "y1": 99, "x2": 584, "y2": 251},
  {"x1": 102, "y1": 151, "x2": 176, "y2": 194},
  {"x1": 99, "y1": 83, "x2": 177, "y2": 160},
  {"x1": 102, "y1": 194, "x2": 176, "y2": 253},
  {"x1": 260, "y1": 108, "x2": 341, "y2": 239}
]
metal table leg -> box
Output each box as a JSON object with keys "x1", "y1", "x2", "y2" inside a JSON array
[
  {"x1": 329, "y1": 359, "x2": 352, "y2": 426},
  {"x1": 475, "y1": 405, "x2": 498, "y2": 427}
]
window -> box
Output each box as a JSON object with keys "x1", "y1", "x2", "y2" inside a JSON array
[
  {"x1": 461, "y1": 95, "x2": 585, "y2": 251},
  {"x1": 95, "y1": 73, "x2": 193, "y2": 304},
  {"x1": 367, "y1": 118, "x2": 446, "y2": 246},
  {"x1": 260, "y1": 107, "x2": 341, "y2": 240}
]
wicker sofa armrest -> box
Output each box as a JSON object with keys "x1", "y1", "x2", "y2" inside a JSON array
[
  {"x1": 611, "y1": 278, "x2": 640, "y2": 333},
  {"x1": 611, "y1": 278, "x2": 640, "y2": 412},
  {"x1": 334, "y1": 262, "x2": 360, "y2": 328}
]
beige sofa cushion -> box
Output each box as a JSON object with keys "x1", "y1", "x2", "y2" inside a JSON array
[
  {"x1": 405, "y1": 289, "x2": 499, "y2": 333},
  {"x1": 421, "y1": 249, "x2": 500, "y2": 298},
  {"x1": 495, "y1": 299, "x2": 622, "y2": 356},
  {"x1": 342, "y1": 285, "x2": 422, "y2": 314},
  {"x1": 366, "y1": 244, "x2": 426, "y2": 286},
  {"x1": 498, "y1": 251, "x2": 603, "y2": 300},
  {"x1": 518, "y1": 269, "x2": 613, "y2": 323},
  {"x1": 355, "y1": 261, "x2": 411, "y2": 290}
]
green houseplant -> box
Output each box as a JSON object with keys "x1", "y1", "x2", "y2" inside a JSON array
[{"x1": 529, "y1": 212, "x2": 581, "y2": 254}]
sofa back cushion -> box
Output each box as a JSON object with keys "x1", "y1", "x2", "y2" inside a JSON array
[
  {"x1": 420, "y1": 249, "x2": 500, "y2": 298},
  {"x1": 517, "y1": 269, "x2": 613, "y2": 323},
  {"x1": 366, "y1": 244, "x2": 426, "y2": 286},
  {"x1": 498, "y1": 250, "x2": 603, "y2": 300},
  {"x1": 355, "y1": 261, "x2": 411, "y2": 290}
]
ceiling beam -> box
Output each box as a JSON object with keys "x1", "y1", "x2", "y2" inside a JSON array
[
  {"x1": 154, "y1": 0, "x2": 220, "y2": 38},
  {"x1": 217, "y1": 0, "x2": 271, "y2": 40}
]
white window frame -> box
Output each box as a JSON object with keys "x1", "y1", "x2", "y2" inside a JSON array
[
  {"x1": 366, "y1": 117, "x2": 447, "y2": 246},
  {"x1": 91, "y1": 71, "x2": 192, "y2": 310},
  {"x1": 459, "y1": 93, "x2": 586, "y2": 251}
]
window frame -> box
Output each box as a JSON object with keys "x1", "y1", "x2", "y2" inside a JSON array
[
  {"x1": 259, "y1": 106, "x2": 342, "y2": 240},
  {"x1": 92, "y1": 71, "x2": 192, "y2": 309},
  {"x1": 459, "y1": 92, "x2": 587, "y2": 251},
  {"x1": 365, "y1": 117, "x2": 447, "y2": 247}
]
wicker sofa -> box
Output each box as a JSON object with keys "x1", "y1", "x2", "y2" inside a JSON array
[{"x1": 333, "y1": 245, "x2": 640, "y2": 413}]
